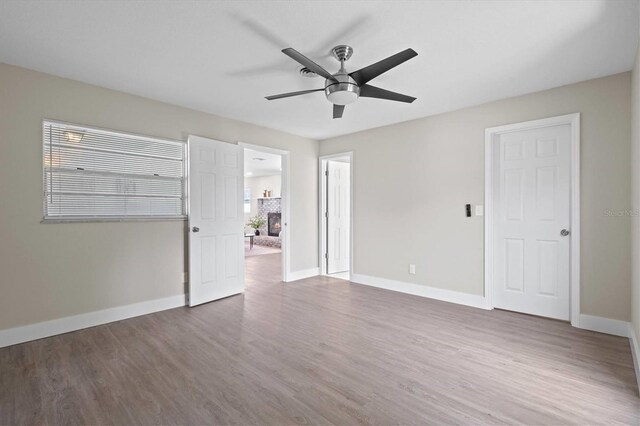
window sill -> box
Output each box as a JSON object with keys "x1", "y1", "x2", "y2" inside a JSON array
[{"x1": 41, "y1": 216, "x2": 187, "y2": 224}]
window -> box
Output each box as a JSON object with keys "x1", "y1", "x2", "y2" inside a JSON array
[
  {"x1": 43, "y1": 120, "x2": 186, "y2": 221},
  {"x1": 244, "y1": 188, "x2": 251, "y2": 213}
]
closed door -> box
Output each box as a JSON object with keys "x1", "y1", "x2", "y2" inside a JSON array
[
  {"x1": 327, "y1": 160, "x2": 350, "y2": 274},
  {"x1": 188, "y1": 135, "x2": 244, "y2": 307},
  {"x1": 492, "y1": 124, "x2": 571, "y2": 320}
]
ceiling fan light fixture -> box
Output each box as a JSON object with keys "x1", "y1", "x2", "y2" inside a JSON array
[
  {"x1": 266, "y1": 45, "x2": 417, "y2": 118},
  {"x1": 325, "y1": 74, "x2": 360, "y2": 105},
  {"x1": 326, "y1": 85, "x2": 359, "y2": 105}
]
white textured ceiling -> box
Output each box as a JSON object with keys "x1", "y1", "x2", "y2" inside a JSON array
[
  {"x1": 0, "y1": 1, "x2": 637, "y2": 140},
  {"x1": 244, "y1": 148, "x2": 281, "y2": 177}
]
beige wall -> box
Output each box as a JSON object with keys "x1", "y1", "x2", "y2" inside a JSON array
[
  {"x1": 0, "y1": 63, "x2": 318, "y2": 331},
  {"x1": 0, "y1": 60, "x2": 633, "y2": 331},
  {"x1": 632, "y1": 43, "x2": 640, "y2": 339},
  {"x1": 321, "y1": 72, "x2": 632, "y2": 321}
]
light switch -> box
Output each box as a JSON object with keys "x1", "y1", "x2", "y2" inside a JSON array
[
  {"x1": 409, "y1": 264, "x2": 416, "y2": 275},
  {"x1": 475, "y1": 205, "x2": 484, "y2": 216}
]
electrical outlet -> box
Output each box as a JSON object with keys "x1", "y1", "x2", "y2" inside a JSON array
[
  {"x1": 475, "y1": 205, "x2": 484, "y2": 216},
  {"x1": 409, "y1": 264, "x2": 416, "y2": 275}
]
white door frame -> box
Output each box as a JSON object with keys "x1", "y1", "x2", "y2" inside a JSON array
[
  {"x1": 484, "y1": 113, "x2": 580, "y2": 327},
  {"x1": 319, "y1": 152, "x2": 354, "y2": 278},
  {"x1": 238, "y1": 142, "x2": 291, "y2": 283}
]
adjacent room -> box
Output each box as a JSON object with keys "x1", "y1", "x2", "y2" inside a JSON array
[
  {"x1": 243, "y1": 147, "x2": 285, "y2": 283},
  {"x1": 1, "y1": 1, "x2": 640, "y2": 424}
]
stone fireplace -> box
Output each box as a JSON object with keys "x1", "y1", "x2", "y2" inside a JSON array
[
  {"x1": 254, "y1": 197, "x2": 281, "y2": 248},
  {"x1": 268, "y1": 212, "x2": 281, "y2": 236}
]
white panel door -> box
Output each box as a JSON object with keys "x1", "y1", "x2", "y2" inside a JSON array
[
  {"x1": 327, "y1": 160, "x2": 350, "y2": 274},
  {"x1": 493, "y1": 124, "x2": 571, "y2": 320},
  {"x1": 188, "y1": 135, "x2": 244, "y2": 307}
]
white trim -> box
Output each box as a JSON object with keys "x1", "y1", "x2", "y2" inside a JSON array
[
  {"x1": 577, "y1": 314, "x2": 630, "y2": 337},
  {"x1": 628, "y1": 324, "x2": 640, "y2": 393},
  {"x1": 351, "y1": 273, "x2": 490, "y2": 310},
  {"x1": 0, "y1": 294, "x2": 186, "y2": 349},
  {"x1": 484, "y1": 113, "x2": 581, "y2": 326},
  {"x1": 318, "y1": 152, "x2": 354, "y2": 279},
  {"x1": 286, "y1": 267, "x2": 320, "y2": 282},
  {"x1": 41, "y1": 216, "x2": 187, "y2": 223},
  {"x1": 238, "y1": 142, "x2": 291, "y2": 283}
]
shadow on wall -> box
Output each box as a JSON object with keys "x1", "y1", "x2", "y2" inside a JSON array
[{"x1": 427, "y1": 1, "x2": 632, "y2": 118}]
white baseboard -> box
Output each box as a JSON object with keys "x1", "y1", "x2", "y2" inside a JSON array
[
  {"x1": 286, "y1": 267, "x2": 319, "y2": 282},
  {"x1": 0, "y1": 294, "x2": 186, "y2": 349},
  {"x1": 350, "y1": 273, "x2": 489, "y2": 310},
  {"x1": 578, "y1": 314, "x2": 630, "y2": 337},
  {"x1": 628, "y1": 324, "x2": 640, "y2": 393}
]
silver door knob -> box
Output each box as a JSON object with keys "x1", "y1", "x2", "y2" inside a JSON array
[
  {"x1": 192, "y1": 226, "x2": 200, "y2": 233},
  {"x1": 560, "y1": 229, "x2": 570, "y2": 237}
]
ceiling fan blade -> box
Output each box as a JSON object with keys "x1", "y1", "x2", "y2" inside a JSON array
[
  {"x1": 282, "y1": 48, "x2": 337, "y2": 81},
  {"x1": 359, "y1": 84, "x2": 416, "y2": 103},
  {"x1": 349, "y1": 48, "x2": 418, "y2": 85},
  {"x1": 333, "y1": 104, "x2": 345, "y2": 119},
  {"x1": 265, "y1": 88, "x2": 324, "y2": 100}
]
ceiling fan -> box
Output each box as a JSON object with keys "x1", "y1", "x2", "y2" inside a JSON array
[{"x1": 265, "y1": 45, "x2": 418, "y2": 119}]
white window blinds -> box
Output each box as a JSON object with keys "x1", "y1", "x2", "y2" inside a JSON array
[{"x1": 43, "y1": 120, "x2": 186, "y2": 220}]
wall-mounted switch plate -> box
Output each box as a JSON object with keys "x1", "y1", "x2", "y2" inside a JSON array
[
  {"x1": 475, "y1": 205, "x2": 484, "y2": 216},
  {"x1": 409, "y1": 264, "x2": 416, "y2": 275}
]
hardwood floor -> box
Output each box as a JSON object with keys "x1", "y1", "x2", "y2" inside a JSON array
[
  {"x1": 1, "y1": 253, "x2": 638, "y2": 425},
  {"x1": 244, "y1": 242, "x2": 281, "y2": 257}
]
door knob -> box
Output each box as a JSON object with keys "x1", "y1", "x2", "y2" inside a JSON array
[
  {"x1": 560, "y1": 229, "x2": 570, "y2": 237},
  {"x1": 192, "y1": 226, "x2": 200, "y2": 233}
]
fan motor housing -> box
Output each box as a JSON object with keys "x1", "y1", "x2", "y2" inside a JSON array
[{"x1": 325, "y1": 73, "x2": 360, "y2": 105}]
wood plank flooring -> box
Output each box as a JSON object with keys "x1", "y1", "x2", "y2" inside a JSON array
[{"x1": 1, "y1": 253, "x2": 638, "y2": 425}]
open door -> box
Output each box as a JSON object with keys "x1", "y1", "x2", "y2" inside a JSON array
[
  {"x1": 188, "y1": 135, "x2": 244, "y2": 306},
  {"x1": 327, "y1": 160, "x2": 350, "y2": 274}
]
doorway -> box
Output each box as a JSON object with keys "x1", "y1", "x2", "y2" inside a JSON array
[
  {"x1": 485, "y1": 114, "x2": 580, "y2": 325},
  {"x1": 319, "y1": 153, "x2": 353, "y2": 280},
  {"x1": 186, "y1": 137, "x2": 291, "y2": 308},
  {"x1": 240, "y1": 143, "x2": 290, "y2": 283}
]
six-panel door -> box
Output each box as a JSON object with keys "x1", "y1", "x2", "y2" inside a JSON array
[
  {"x1": 327, "y1": 160, "x2": 350, "y2": 274},
  {"x1": 188, "y1": 135, "x2": 244, "y2": 307},
  {"x1": 493, "y1": 124, "x2": 571, "y2": 320}
]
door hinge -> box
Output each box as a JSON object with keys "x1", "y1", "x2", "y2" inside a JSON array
[
  {"x1": 325, "y1": 170, "x2": 328, "y2": 176},
  {"x1": 324, "y1": 253, "x2": 328, "y2": 259},
  {"x1": 325, "y1": 211, "x2": 328, "y2": 218}
]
